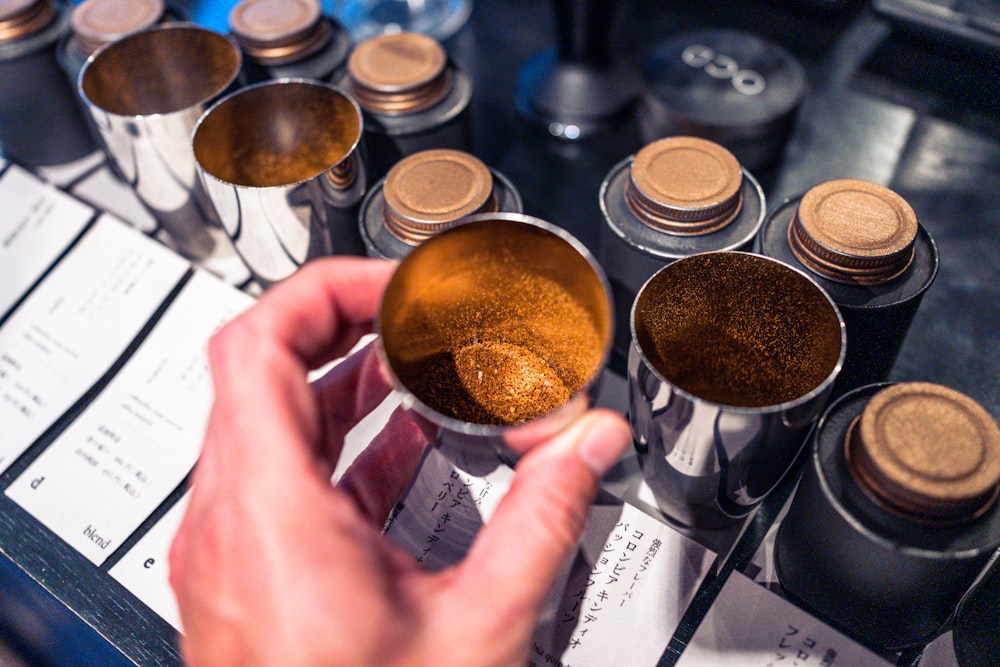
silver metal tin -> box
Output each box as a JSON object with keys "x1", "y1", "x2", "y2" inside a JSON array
[
  {"x1": 193, "y1": 78, "x2": 368, "y2": 287},
  {"x1": 629, "y1": 251, "x2": 845, "y2": 531},
  {"x1": 78, "y1": 22, "x2": 243, "y2": 260},
  {"x1": 376, "y1": 212, "x2": 613, "y2": 469}
]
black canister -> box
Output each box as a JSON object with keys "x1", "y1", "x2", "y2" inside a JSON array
[
  {"x1": 228, "y1": 0, "x2": 351, "y2": 84},
  {"x1": 637, "y1": 28, "x2": 806, "y2": 171},
  {"x1": 756, "y1": 179, "x2": 939, "y2": 399},
  {"x1": 775, "y1": 382, "x2": 1000, "y2": 652},
  {"x1": 338, "y1": 31, "x2": 473, "y2": 182},
  {"x1": 953, "y1": 559, "x2": 1000, "y2": 667},
  {"x1": 599, "y1": 135, "x2": 765, "y2": 373},
  {"x1": 0, "y1": 0, "x2": 96, "y2": 166},
  {"x1": 359, "y1": 148, "x2": 522, "y2": 259}
]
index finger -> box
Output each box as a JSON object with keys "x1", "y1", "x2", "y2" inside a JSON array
[
  {"x1": 196, "y1": 257, "x2": 397, "y2": 486},
  {"x1": 250, "y1": 257, "x2": 397, "y2": 369}
]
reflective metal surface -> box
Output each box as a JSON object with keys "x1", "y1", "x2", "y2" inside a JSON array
[
  {"x1": 193, "y1": 78, "x2": 367, "y2": 286},
  {"x1": 377, "y1": 213, "x2": 612, "y2": 467},
  {"x1": 629, "y1": 251, "x2": 846, "y2": 530},
  {"x1": 78, "y1": 22, "x2": 242, "y2": 260}
]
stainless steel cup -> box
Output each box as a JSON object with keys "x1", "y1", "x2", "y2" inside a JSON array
[
  {"x1": 377, "y1": 212, "x2": 613, "y2": 471},
  {"x1": 629, "y1": 251, "x2": 845, "y2": 531},
  {"x1": 193, "y1": 78, "x2": 367, "y2": 287},
  {"x1": 78, "y1": 22, "x2": 242, "y2": 261}
]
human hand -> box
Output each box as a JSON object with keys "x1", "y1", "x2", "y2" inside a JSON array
[{"x1": 169, "y1": 256, "x2": 631, "y2": 666}]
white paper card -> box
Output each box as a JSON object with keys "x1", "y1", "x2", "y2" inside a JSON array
[
  {"x1": 0, "y1": 214, "x2": 189, "y2": 472},
  {"x1": 109, "y1": 491, "x2": 190, "y2": 631},
  {"x1": 0, "y1": 165, "x2": 95, "y2": 317},
  {"x1": 384, "y1": 447, "x2": 716, "y2": 667},
  {"x1": 6, "y1": 270, "x2": 254, "y2": 564},
  {"x1": 675, "y1": 571, "x2": 893, "y2": 666}
]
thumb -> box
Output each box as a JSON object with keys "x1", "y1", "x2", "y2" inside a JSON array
[{"x1": 458, "y1": 409, "x2": 631, "y2": 633}]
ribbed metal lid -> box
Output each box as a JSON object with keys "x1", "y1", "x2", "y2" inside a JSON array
[
  {"x1": 229, "y1": 0, "x2": 329, "y2": 65},
  {"x1": 624, "y1": 136, "x2": 743, "y2": 235},
  {"x1": 790, "y1": 178, "x2": 918, "y2": 284},
  {"x1": 0, "y1": 0, "x2": 56, "y2": 42},
  {"x1": 71, "y1": 0, "x2": 164, "y2": 55},
  {"x1": 383, "y1": 149, "x2": 496, "y2": 244},
  {"x1": 347, "y1": 31, "x2": 450, "y2": 115},
  {"x1": 846, "y1": 382, "x2": 1000, "y2": 523}
]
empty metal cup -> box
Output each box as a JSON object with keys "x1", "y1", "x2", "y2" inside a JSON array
[
  {"x1": 78, "y1": 23, "x2": 243, "y2": 261},
  {"x1": 629, "y1": 251, "x2": 845, "y2": 530},
  {"x1": 193, "y1": 78, "x2": 367, "y2": 286},
  {"x1": 377, "y1": 212, "x2": 612, "y2": 467}
]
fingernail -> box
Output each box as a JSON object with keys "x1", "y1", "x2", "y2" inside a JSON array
[{"x1": 575, "y1": 411, "x2": 632, "y2": 477}]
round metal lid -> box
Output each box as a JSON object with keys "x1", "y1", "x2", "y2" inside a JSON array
[
  {"x1": 347, "y1": 31, "x2": 450, "y2": 114},
  {"x1": 383, "y1": 149, "x2": 496, "y2": 244},
  {"x1": 0, "y1": 0, "x2": 56, "y2": 42},
  {"x1": 625, "y1": 136, "x2": 743, "y2": 235},
  {"x1": 790, "y1": 178, "x2": 918, "y2": 284},
  {"x1": 71, "y1": 0, "x2": 164, "y2": 55},
  {"x1": 228, "y1": 0, "x2": 328, "y2": 64},
  {"x1": 847, "y1": 382, "x2": 1000, "y2": 523}
]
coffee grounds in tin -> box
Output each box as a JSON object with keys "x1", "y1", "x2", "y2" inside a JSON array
[{"x1": 393, "y1": 271, "x2": 602, "y2": 425}]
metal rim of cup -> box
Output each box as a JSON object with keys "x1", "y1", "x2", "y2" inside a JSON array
[
  {"x1": 191, "y1": 77, "x2": 365, "y2": 190},
  {"x1": 376, "y1": 211, "x2": 614, "y2": 437},
  {"x1": 78, "y1": 22, "x2": 243, "y2": 118},
  {"x1": 629, "y1": 250, "x2": 847, "y2": 414}
]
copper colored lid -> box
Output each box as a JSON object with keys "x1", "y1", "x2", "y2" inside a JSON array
[
  {"x1": 229, "y1": 0, "x2": 329, "y2": 65},
  {"x1": 347, "y1": 32, "x2": 450, "y2": 115},
  {"x1": 790, "y1": 178, "x2": 918, "y2": 284},
  {"x1": 624, "y1": 136, "x2": 744, "y2": 235},
  {"x1": 71, "y1": 0, "x2": 164, "y2": 55},
  {"x1": 846, "y1": 382, "x2": 1000, "y2": 523},
  {"x1": 0, "y1": 0, "x2": 56, "y2": 42},
  {"x1": 383, "y1": 149, "x2": 496, "y2": 244}
]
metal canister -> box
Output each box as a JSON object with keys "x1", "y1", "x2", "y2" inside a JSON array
[
  {"x1": 775, "y1": 382, "x2": 1000, "y2": 651},
  {"x1": 0, "y1": 0, "x2": 96, "y2": 166},
  {"x1": 338, "y1": 31, "x2": 473, "y2": 181},
  {"x1": 599, "y1": 135, "x2": 765, "y2": 373},
  {"x1": 629, "y1": 251, "x2": 845, "y2": 531},
  {"x1": 359, "y1": 148, "x2": 522, "y2": 259},
  {"x1": 756, "y1": 179, "x2": 939, "y2": 399},
  {"x1": 228, "y1": 0, "x2": 351, "y2": 83},
  {"x1": 193, "y1": 78, "x2": 368, "y2": 286}
]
